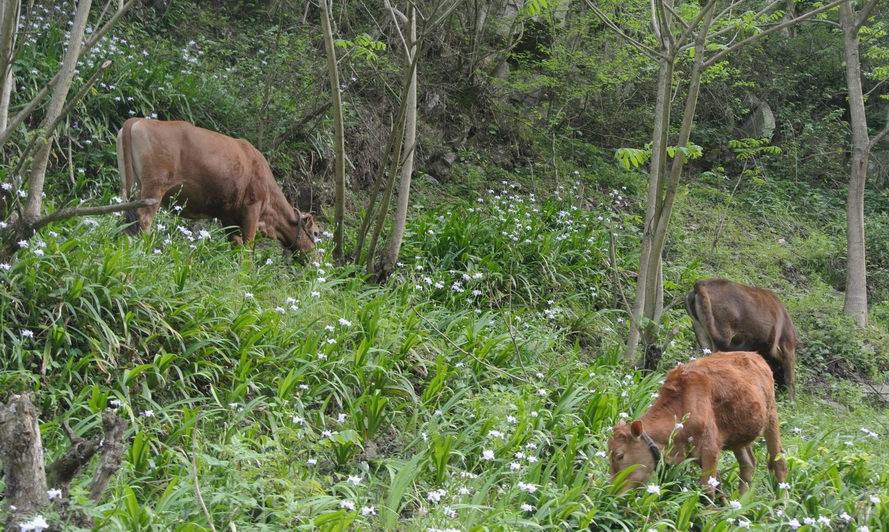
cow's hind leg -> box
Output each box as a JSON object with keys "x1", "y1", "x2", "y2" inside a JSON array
[
  {"x1": 733, "y1": 445, "x2": 756, "y2": 495},
  {"x1": 132, "y1": 184, "x2": 164, "y2": 233}
]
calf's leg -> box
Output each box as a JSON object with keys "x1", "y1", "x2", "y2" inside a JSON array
[
  {"x1": 764, "y1": 409, "x2": 788, "y2": 484},
  {"x1": 698, "y1": 447, "x2": 721, "y2": 499}
]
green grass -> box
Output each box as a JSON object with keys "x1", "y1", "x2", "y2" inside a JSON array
[{"x1": 1, "y1": 178, "x2": 886, "y2": 531}]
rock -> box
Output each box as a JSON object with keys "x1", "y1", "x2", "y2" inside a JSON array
[
  {"x1": 423, "y1": 174, "x2": 440, "y2": 186},
  {"x1": 740, "y1": 95, "x2": 776, "y2": 141}
]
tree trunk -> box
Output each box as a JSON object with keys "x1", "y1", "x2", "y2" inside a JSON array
[
  {"x1": 625, "y1": 56, "x2": 673, "y2": 363},
  {"x1": 319, "y1": 0, "x2": 347, "y2": 263},
  {"x1": 383, "y1": 6, "x2": 418, "y2": 275},
  {"x1": 840, "y1": 1, "x2": 869, "y2": 327},
  {"x1": 0, "y1": 0, "x2": 19, "y2": 132},
  {"x1": 0, "y1": 394, "x2": 50, "y2": 528},
  {"x1": 626, "y1": 0, "x2": 714, "y2": 365},
  {"x1": 22, "y1": 0, "x2": 92, "y2": 226}
]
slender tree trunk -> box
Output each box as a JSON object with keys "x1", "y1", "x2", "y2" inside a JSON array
[
  {"x1": 383, "y1": 6, "x2": 418, "y2": 275},
  {"x1": 320, "y1": 0, "x2": 347, "y2": 262},
  {"x1": 22, "y1": 0, "x2": 92, "y2": 226},
  {"x1": 0, "y1": 0, "x2": 19, "y2": 132},
  {"x1": 626, "y1": 0, "x2": 715, "y2": 365},
  {"x1": 840, "y1": 1, "x2": 869, "y2": 327},
  {"x1": 625, "y1": 56, "x2": 673, "y2": 363}
]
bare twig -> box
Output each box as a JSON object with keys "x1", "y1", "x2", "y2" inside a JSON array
[
  {"x1": 585, "y1": 0, "x2": 661, "y2": 61},
  {"x1": 191, "y1": 423, "x2": 218, "y2": 532},
  {"x1": 856, "y1": 0, "x2": 881, "y2": 31},
  {"x1": 869, "y1": 108, "x2": 889, "y2": 152},
  {"x1": 703, "y1": 0, "x2": 845, "y2": 67}
]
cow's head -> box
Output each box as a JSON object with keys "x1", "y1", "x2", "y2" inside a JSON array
[
  {"x1": 608, "y1": 420, "x2": 658, "y2": 494},
  {"x1": 284, "y1": 210, "x2": 320, "y2": 252}
]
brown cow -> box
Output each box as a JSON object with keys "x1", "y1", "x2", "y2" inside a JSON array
[
  {"x1": 608, "y1": 351, "x2": 787, "y2": 497},
  {"x1": 116, "y1": 118, "x2": 318, "y2": 251},
  {"x1": 685, "y1": 279, "x2": 797, "y2": 400}
]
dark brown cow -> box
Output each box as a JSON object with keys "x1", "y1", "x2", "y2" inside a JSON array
[
  {"x1": 116, "y1": 118, "x2": 319, "y2": 251},
  {"x1": 685, "y1": 279, "x2": 797, "y2": 400},
  {"x1": 608, "y1": 351, "x2": 788, "y2": 497}
]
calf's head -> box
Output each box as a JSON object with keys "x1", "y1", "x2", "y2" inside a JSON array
[{"x1": 608, "y1": 420, "x2": 658, "y2": 494}]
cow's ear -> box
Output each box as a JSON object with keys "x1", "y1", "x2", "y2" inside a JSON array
[
  {"x1": 301, "y1": 212, "x2": 314, "y2": 223},
  {"x1": 630, "y1": 420, "x2": 644, "y2": 438}
]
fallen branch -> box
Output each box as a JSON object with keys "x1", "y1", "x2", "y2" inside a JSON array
[
  {"x1": 28, "y1": 198, "x2": 157, "y2": 232},
  {"x1": 45, "y1": 420, "x2": 103, "y2": 496}
]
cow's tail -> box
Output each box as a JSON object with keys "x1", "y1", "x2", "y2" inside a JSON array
[
  {"x1": 685, "y1": 288, "x2": 699, "y2": 322},
  {"x1": 117, "y1": 118, "x2": 140, "y2": 233},
  {"x1": 775, "y1": 313, "x2": 797, "y2": 401},
  {"x1": 692, "y1": 282, "x2": 719, "y2": 349}
]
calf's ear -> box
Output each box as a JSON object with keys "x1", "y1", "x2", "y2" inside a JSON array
[{"x1": 630, "y1": 420, "x2": 644, "y2": 438}]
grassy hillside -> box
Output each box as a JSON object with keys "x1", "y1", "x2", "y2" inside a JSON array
[
  {"x1": 1, "y1": 2, "x2": 888, "y2": 531},
  {"x1": 1, "y1": 167, "x2": 887, "y2": 530}
]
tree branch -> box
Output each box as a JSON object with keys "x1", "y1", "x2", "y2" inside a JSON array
[
  {"x1": 677, "y1": 0, "x2": 717, "y2": 49},
  {"x1": 703, "y1": 0, "x2": 846, "y2": 68},
  {"x1": 28, "y1": 198, "x2": 157, "y2": 232},
  {"x1": 0, "y1": 0, "x2": 138, "y2": 149},
  {"x1": 10, "y1": 60, "x2": 111, "y2": 180},
  {"x1": 868, "y1": 109, "x2": 889, "y2": 152},
  {"x1": 856, "y1": 0, "x2": 881, "y2": 31},
  {"x1": 701, "y1": 0, "x2": 786, "y2": 47},
  {"x1": 585, "y1": 0, "x2": 662, "y2": 61}
]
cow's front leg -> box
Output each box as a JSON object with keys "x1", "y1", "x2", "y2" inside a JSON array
[
  {"x1": 240, "y1": 203, "x2": 262, "y2": 245},
  {"x1": 699, "y1": 447, "x2": 721, "y2": 500}
]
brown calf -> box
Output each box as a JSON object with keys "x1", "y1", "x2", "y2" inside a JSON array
[
  {"x1": 608, "y1": 351, "x2": 787, "y2": 497},
  {"x1": 685, "y1": 279, "x2": 797, "y2": 400},
  {"x1": 116, "y1": 118, "x2": 319, "y2": 251}
]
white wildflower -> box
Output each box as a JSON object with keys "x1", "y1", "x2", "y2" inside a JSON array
[
  {"x1": 517, "y1": 482, "x2": 537, "y2": 493},
  {"x1": 427, "y1": 489, "x2": 446, "y2": 503}
]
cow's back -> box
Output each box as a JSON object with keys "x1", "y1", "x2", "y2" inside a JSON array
[
  {"x1": 129, "y1": 119, "x2": 271, "y2": 220},
  {"x1": 694, "y1": 279, "x2": 791, "y2": 350}
]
